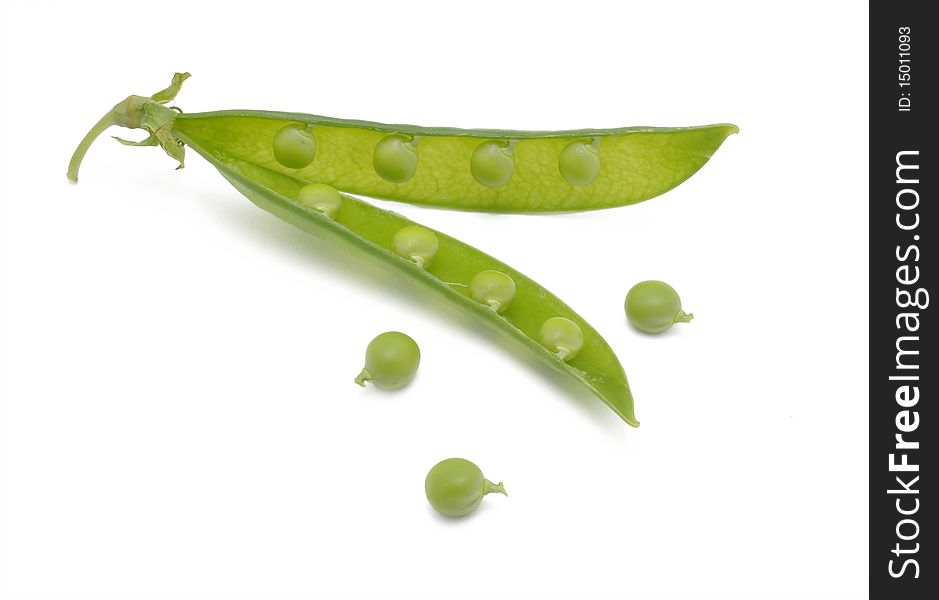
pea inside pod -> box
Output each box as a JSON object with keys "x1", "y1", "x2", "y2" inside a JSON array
[
  {"x1": 272, "y1": 123, "x2": 316, "y2": 169},
  {"x1": 540, "y1": 317, "x2": 584, "y2": 361},
  {"x1": 470, "y1": 140, "x2": 515, "y2": 188},
  {"x1": 558, "y1": 139, "x2": 601, "y2": 186},
  {"x1": 373, "y1": 134, "x2": 419, "y2": 183},
  {"x1": 392, "y1": 225, "x2": 439, "y2": 268},
  {"x1": 297, "y1": 182, "x2": 342, "y2": 217},
  {"x1": 469, "y1": 270, "x2": 516, "y2": 313},
  {"x1": 425, "y1": 458, "x2": 506, "y2": 517}
]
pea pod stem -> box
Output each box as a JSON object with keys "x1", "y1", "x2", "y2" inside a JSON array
[
  {"x1": 68, "y1": 109, "x2": 120, "y2": 182},
  {"x1": 67, "y1": 73, "x2": 190, "y2": 182},
  {"x1": 67, "y1": 98, "x2": 145, "y2": 182}
]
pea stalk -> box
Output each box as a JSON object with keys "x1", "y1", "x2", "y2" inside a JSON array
[{"x1": 67, "y1": 73, "x2": 190, "y2": 182}]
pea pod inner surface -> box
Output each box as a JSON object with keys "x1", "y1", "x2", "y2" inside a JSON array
[{"x1": 173, "y1": 111, "x2": 736, "y2": 213}]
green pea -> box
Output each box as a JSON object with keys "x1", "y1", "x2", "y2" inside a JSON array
[
  {"x1": 297, "y1": 182, "x2": 342, "y2": 217},
  {"x1": 540, "y1": 316, "x2": 584, "y2": 361},
  {"x1": 470, "y1": 140, "x2": 515, "y2": 188},
  {"x1": 558, "y1": 139, "x2": 601, "y2": 186},
  {"x1": 392, "y1": 225, "x2": 439, "y2": 268},
  {"x1": 625, "y1": 280, "x2": 693, "y2": 333},
  {"x1": 425, "y1": 458, "x2": 506, "y2": 518},
  {"x1": 469, "y1": 270, "x2": 516, "y2": 313},
  {"x1": 354, "y1": 331, "x2": 421, "y2": 390},
  {"x1": 273, "y1": 123, "x2": 316, "y2": 169},
  {"x1": 373, "y1": 134, "x2": 418, "y2": 183}
]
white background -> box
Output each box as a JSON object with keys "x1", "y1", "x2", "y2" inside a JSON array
[{"x1": 0, "y1": 1, "x2": 868, "y2": 598}]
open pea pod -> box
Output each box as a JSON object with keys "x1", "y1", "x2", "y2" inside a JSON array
[
  {"x1": 176, "y1": 114, "x2": 736, "y2": 213},
  {"x1": 68, "y1": 74, "x2": 735, "y2": 213},
  {"x1": 68, "y1": 73, "x2": 639, "y2": 426}
]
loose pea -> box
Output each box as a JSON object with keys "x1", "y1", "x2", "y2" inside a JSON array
[
  {"x1": 354, "y1": 331, "x2": 421, "y2": 390},
  {"x1": 273, "y1": 123, "x2": 316, "y2": 169},
  {"x1": 392, "y1": 225, "x2": 439, "y2": 268},
  {"x1": 297, "y1": 182, "x2": 342, "y2": 217},
  {"x1": 540, "y1": 316, "x2": 584, "y2": 361},
  {"x1": 373, "y1": 134, "x2": 418, "y2": 183},
  {"x1": 425, "y1": 458, "x2": 506, "y2": 518},
  {"x1": 558, "y1": 139, "x2": 601, "y2": 186},
  {"x1": 469, "y1": 270, "x2": 516, "y2": 313},
  {"x1": 471, "y1": 140, "x2": 515, "y2": 188},
  {"x1": 625, "y1": 280, "x2": 693, "y2": 333}
]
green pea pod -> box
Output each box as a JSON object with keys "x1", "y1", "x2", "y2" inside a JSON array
[
  {"x1": 67, "y1": 74, "x2": 735, "y2": 213},
  {"x1": 68, "y1": 74, "x2": 639, "y2": 427},
  {"x1": 175, "y1": 114, "x2": 736, "y2": 213}
]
